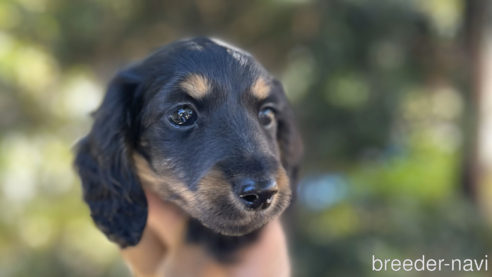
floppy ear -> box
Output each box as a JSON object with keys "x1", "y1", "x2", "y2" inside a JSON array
[
  {"x1": 74, "y1": 66, "x2": 147, "y2": 248},
  {"x1": 272, "y1": 79, "x2": 303, "y2": 188}
]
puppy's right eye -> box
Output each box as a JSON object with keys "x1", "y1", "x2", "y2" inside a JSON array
[{"x1": 169, "y1": 106, "x2": 197, "y2": 127}]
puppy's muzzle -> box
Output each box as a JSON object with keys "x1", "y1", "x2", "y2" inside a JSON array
[{"x1": 235, "y1": 178, "x2": 278, "y2": 210}]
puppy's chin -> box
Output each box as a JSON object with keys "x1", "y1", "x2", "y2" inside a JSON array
[
  {"x1": 187, "y1": 188, "x2": 292, "y2": 237},
  {"x1": 199, "y1": 215, "x2": 270, "y2": 237},
  {"x1": 203, "y1": 223, "x2": 261, "y2": 237}
]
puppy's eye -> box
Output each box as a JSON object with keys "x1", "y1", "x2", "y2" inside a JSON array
[
  {"x1": 169, "y1": 106, "x2": 197, "y2": 127},
  {"x1": 259, "y1": 108, "x2": 275, "y2": 128}
]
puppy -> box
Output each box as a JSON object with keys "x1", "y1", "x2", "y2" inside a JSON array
[{"x1": 74, "y1": 37, "x2": 302, "y2": 269}]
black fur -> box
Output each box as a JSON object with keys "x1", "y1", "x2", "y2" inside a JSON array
[
  {"x1": 74, "y1": 67, "x2": 147, "y2": 247},
  {"x1": 271, "y1": 79, "x2": 303, "y2": 188},
  {"x1": 73, "y1": 37, "x2": 302, "y2": 256},
  {"x1": 186, "y1": 218, "x2": 261, "y2": 263}
]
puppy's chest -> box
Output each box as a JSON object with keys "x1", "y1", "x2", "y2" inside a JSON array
[{"x1": 159, "y1": 219, "x2": 262, "y2": 277}]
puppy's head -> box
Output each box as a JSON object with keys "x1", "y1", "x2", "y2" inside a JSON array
[{"x1": 74, "y1": 38, "x2": 302, "y2": 248}]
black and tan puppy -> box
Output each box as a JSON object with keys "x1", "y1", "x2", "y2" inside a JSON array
[{"x1": 74, "y1": 38, "x2": 302, "y2": 265}]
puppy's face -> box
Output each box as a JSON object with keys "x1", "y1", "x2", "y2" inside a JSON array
[
  {"x1": 136, "y1": 39, "x2": 294, "y2": 236},
  {"x1": 75, "y1": 38, "x2": 302, "y2": 247}
]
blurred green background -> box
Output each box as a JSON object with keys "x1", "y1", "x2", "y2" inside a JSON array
[{"x1": 1, "y1": 0, "x2": 492, "y2": 276}]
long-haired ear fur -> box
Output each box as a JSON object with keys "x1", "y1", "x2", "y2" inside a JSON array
[
  {"x1": 272, "y1": 79, "x2": 303, "y2": 188},
  {"x1": 74, "y1": 65, "x2": 147, "y2": 248}
]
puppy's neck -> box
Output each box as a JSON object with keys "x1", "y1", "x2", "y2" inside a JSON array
[{"x1": 185, "y1": 217, "x2": 263, "y2": 263}]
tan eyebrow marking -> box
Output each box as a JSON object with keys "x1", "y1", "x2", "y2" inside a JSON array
[
  {"x1": 180, "y1": 74, "x2": 211, "y2": 99},
  {"x1": 251, "y1": 77, "x2": 271, "y2": 100}
]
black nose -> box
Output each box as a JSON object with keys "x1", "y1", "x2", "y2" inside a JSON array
[{"x1": 236, "y1": 178, "x2": 278, "y2": 210}]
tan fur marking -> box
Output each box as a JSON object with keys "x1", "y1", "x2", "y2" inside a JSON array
[
  {"x1": 275, "y1": 166, "x2": 289, "y2": 190},
  {"x1": 198, "y1": 168, "x2": 230, "y2": 192},
  {"x1": 180, "y1": 74, "x2": 211, "y2": 99},
  {"x1": 133, "y1": 154, "x2": 195, "y2": 205},
  {"x1": 133, "y1": 154, "x2": 160, "y2": 186},
  {"x1": 251, "y1": 77, "x2": 271, "y2": 100}
]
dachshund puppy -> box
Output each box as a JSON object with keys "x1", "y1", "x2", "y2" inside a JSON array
[{"x1": 74, "y1": 38, "x2": 302, "y2": 272}]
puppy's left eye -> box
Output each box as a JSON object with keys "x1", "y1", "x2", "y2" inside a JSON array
[
  {"x1": 169, "y1": 106, "x2": 197, "y2": 127},
  {"x1": 259, "y1": 108, "x2": 275, "y2": 128}
]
